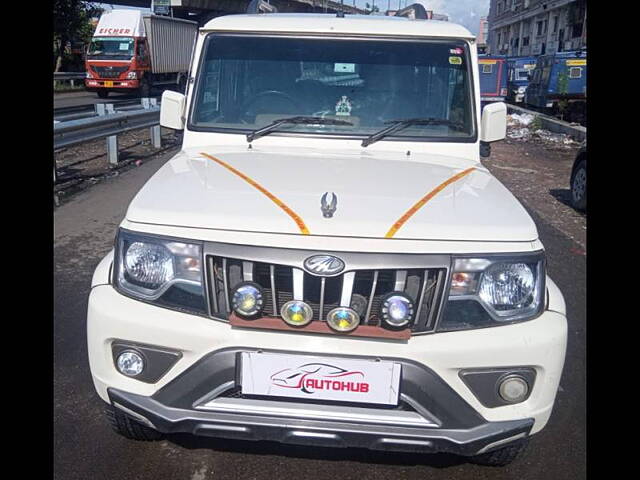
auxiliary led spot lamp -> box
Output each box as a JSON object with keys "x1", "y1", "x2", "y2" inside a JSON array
[{"x1": 231, "y1": 282, "x2": 264, "y2": 318}]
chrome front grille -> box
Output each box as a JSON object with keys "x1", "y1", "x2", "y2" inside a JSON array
[
  {"x1": 91, "y1": 66, "x2": 129, "y2": 78},
  {"x1": 204, "y1": 243, "x2": 450, "y2": 335}
]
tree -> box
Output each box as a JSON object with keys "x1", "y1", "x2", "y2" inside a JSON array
[{"x1": 53, "y1": 0, "x2": 103, "y2": 72}]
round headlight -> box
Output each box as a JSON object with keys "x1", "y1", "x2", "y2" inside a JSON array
[
  {"x1": 498, "y1": 375, "x2": 529, "y2": 403},
  {"x1": 231, "y1": 282, "x2": 264, "y2": 317},
  {"x1": 479, "y1": 263, "x2": 535, "y2": 309},
  {"x1": 326, "y1": 307, "x2": 360, "y2": 332},
  {"x1": 124, "y1": 242, "x2": 174, "y2": 289},
  {"x1": 116, "y1": 350, "x2": 144, "y2": 377},
  {"x1": 381, "y1": 292, "x2": 414, "y2": 329},
  {"x1": 281, "y1": 300, "x2": 313, "y2": 327}
]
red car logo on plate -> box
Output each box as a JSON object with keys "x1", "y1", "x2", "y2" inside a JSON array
[{"x1": 270, "y1": 363, "x2": 370, "y2": 394}]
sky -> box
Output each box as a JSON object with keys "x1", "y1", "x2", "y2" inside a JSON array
[{"x1": 95, "y1": 0, "x2": 490, "y2": 35}]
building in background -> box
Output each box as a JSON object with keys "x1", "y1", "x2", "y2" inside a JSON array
[
  {"x1": 478, "y1": 16, "x2": 489, "y2": 53},
  {"x1": 487, "y1": 0, "x2": 586, "y2": 56}
]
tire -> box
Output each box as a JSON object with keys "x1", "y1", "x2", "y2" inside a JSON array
[
  {"x1": 97, "y1": 89, "x2": 109, "y2": 99},
  {"x1": 139, "y1": 79, "x2": 151, "y2": 98},
  {"x1": 104, "y1": 404, "x2": 162, "y2": 441},
  {"x1": 570, "y1": 160, "x2": 587, "y2": 211},
  {"x1": 469, "y1": 438, "x2": 529, "y2": 467}
]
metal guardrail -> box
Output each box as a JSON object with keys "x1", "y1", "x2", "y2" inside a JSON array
[
  {"x1": 54, "y1": 107, "x2": 160, "y2": 149},
  {"x1": 54, "y1": 72, "x2": 86, "y2": 81},
  {"x1": 54, "y1": 99, "x2": 163, "y2": 203}
]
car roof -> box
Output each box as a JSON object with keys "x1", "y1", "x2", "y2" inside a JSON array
[{"x1": 201, "y1": 13, "x2": 475, "y2": 40}]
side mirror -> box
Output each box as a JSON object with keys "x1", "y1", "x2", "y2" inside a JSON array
[
  {"x1": 160, "y1": 90, "x2": 185, "y2": 130},
  {"x1": 480, "y1": 101, "x2": 507, "y2": 143}
]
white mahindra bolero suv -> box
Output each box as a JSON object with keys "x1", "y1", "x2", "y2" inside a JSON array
[{"x1": 87, "y1": 13, "x2": 567, "y2": 467}]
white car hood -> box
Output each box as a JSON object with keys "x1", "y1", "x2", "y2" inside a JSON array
[{"x1": 126, "y1": 146, "x2": 538, "y2": 242}]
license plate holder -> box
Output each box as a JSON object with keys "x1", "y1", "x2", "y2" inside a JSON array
[
  {"x1": 104, "y1": 81, "x2": 114, "y2": 87},
  {"x1": 240, "y1": 352, "x2": 401, "y2": 406}
]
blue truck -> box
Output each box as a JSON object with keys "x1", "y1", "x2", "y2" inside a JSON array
[
  {"x1": 506, "y1": 56, "x2": 537, "y2": 103},
  {"x1": 524, "y1": 50, "x2": 586, "y2": 121},
  {"x1": 478, "y1": 55, "x2": 508, "y2": 106}
]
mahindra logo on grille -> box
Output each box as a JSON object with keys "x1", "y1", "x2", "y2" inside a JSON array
[
  {"x1": 303, "y1": 255, "x2": 345, "y2": 276},
  {"x1": 270, "y1": 363, "x2": 369, "y2": 394}
]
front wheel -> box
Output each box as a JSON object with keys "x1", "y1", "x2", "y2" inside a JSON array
[
  {"x1": 570, "y1": 160, "x2": 587, "y2": 211},
  {"x1": 104, "y1": 404, "x2": 162, "y2": 441},
  {"x1": 97, "y1": 89, "x2": 109, "y2": 99},
  {"x1": 469, "y1": 438, "x2": 529, "y2": 467},
  {"x1": 138, "y1": 79, "x2": 151, "y2": 98}
]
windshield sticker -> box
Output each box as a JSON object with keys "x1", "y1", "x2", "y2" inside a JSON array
[
  {"x1": 335, "y1": 96, "x2": 352, "y2": 116},
  {"x1": 566, "y1": 59, "x2": 586, "y2": 66},
  {"x1": 119, "y1": 43, "x2": 130, "y2": 51},
  {"x1": 334, "y1": 63, "x2": 355, "y2": 73},
  {"x1": 449, "y1": 56, "x2": 462, "y2": 65},
  {"x1": 450, "y1": 47, "x2": 464, "y2": 55}
]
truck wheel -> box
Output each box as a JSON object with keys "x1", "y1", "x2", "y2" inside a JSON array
[
  {"x1": 139, "y1": 79, "x2": 151, "y2": 98},
  {"x1": 570, "y1": 160, "x2": 587, "y2": 211},
  {"x1": 469, "y1": 438, "x2": 529, "y2": 467},
  {"x1": 104, "y1": 404, "x2": 162, "y2": 441},
  {"x1": 97, "y1": 89, "x2": 109, "y2": 99}
]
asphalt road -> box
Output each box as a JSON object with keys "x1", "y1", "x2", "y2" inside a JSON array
[{"x1": 53, "y1": 148, "x2": 586, "y2": 480}]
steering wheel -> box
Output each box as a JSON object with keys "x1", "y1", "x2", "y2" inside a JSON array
[{"x1": 240, "y1": 90, "x2": 302, "y2": 122}]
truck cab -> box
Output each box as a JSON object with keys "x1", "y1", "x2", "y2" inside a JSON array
[
  {"x1": 506, "y1": 56, "x2": 537, "y2": 103},
  {"x1": 85, "y1": 10, "x2": 148, "y2": 98},
  {"x1": 85, "y1": 10, "x2": 196, "y2": 99},
  {"x1": 525, "y1": 50, "x2": 587, "y2": 113},
  {"x1": 88, "y1": 13, "x2": 567, "y2": 467}
]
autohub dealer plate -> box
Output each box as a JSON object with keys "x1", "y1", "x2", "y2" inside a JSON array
[{"x1": 240, "y1": 352, "x2": 401, "y2": 405}]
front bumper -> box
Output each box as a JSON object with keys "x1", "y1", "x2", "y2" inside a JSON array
[
  {"x1": 109, "y1": 386, "x2": 533, "y2": 455},
  {"x1": 88, "y1": 278, "x2": 567, "y2": 455},
  {"x1": 85, "y1": 79, "x2": 139, "y2": 91}
]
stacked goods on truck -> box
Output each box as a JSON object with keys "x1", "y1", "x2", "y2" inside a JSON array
[
  {"x1": 85, "y1": 9, "x2": 197, "y2": 98},
  {"x1": 478, "y1": 55, "x2": 508, "y2": 106},
  {"x1": 506, "y1": 56, "x2": 537, "y2": 103}
]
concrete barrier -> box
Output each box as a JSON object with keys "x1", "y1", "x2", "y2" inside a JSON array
[{"x1": 507, "y1": 104, "x2": 586, "y2": 143}]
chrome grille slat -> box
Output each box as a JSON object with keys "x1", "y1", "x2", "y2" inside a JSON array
[
  {"x1": 394, "y1": 270, "x2": 408, "y2": 291},
  {"x1": 340, "y1": 271, "x2": 356, "y2": 307},
  {"x1": 292, "y1": 268, "x2": 304, "y2": 301},
  {"x1": 208, "y1": 256, "x2": 219, "y2": 313},
  {"x1": 205, "y1": 247, "x2": 449, "y2": 334},
  {"x1": 426, "y1": 270, "x2": 446, "y2": 329},
  {"x1": 270, "y1": 265, "x2": 277, "y2": 316},
  {"x1": 242, "y1": 261, "x2": 254, "y2": 282},
  {"x1": 365, "y1": 270, "x2": 379, "y2": 325},
  {"x1": 414, "y1": 270, "x2": 429, "y2": 328},
  {"x1": 319, "y1": 277, "x2": 326, "y2": 321},
  {"x1": 222, "y1": 257, "x2": 230, "y2": 313}
]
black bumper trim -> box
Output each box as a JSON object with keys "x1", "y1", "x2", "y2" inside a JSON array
[{"x1": 108, "y1": 388, "x2": 533, "y2": 456}]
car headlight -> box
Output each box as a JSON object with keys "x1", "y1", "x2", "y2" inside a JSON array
[
  {"x1": 126, "y1": 71, "x2": 137, "y2": 79},
  {"x1": 86, "y1": 71, "x2": 94, "y2": 79},
  {"x1": 115, "y1": 229, "x2": 206, "y2": 314},
  {"x1": 439, "y1": 253, "x2": 545, "y2": 332}
]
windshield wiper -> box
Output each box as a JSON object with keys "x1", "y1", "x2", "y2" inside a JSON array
[
  {"x1": 246, "y1": 116, "x2": 353, "y2": 142},
  {"x1": 361, "y1": 118, "x2": 465, "y2": 147}
]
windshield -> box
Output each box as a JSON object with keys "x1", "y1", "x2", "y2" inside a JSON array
[
  {"x1": 88, "y1": 37, "x2": 134, "y2": 60},
  {"x1": 190, "y1": 35, "x2": 476, "y2": 141}
]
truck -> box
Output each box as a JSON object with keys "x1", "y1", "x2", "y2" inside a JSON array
[
  {"x1": 506, "y1": 56, "x2": 537, "y2": 103},
  {"x1": 85, "y1": 9, "x2": 197, "y2": 98},
  {"x1": 524, "y1": 50, "x2": 587, "y2": 121},
  {"x1": 87, "y1": 12, "x2": 567, "y2": 467},
  {"x1": 478, "y1": 55, "x2": 508, "y2": 106}
]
